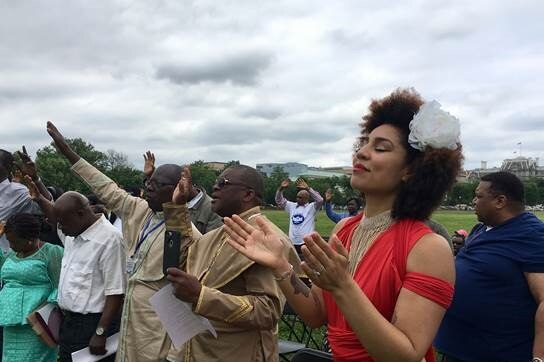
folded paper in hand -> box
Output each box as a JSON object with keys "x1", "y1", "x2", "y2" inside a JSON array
[
  {"x1": 27, "y1": 303, "x2": 62, "y2": 347},
  {"x1": 149, "y1": 283, "x2": 217, "y2": 348},
  {"x1": 71, "y1": 333, "x2": 119, "y2": 362}
]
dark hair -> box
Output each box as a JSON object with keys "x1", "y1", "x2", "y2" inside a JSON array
[
  {"x1": 481, "y1": 171, "x2": 525, "y2": 207},
  {"x1": 4, "y1": 213, "x2": 42, "y2": 241},
  {"x1": 0, "y1": 149, "x2": 14, "y2": 169},
  {"x1": 361, "y1": 88, "x2": 463, "y2": 220},
  {"x1": 346, "y1": 196, "x2": 362, "y2": 208}
]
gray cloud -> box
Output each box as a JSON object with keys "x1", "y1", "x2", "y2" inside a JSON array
[
  {"x1": 1, "y1": 0, "x2": 543, "y2": 171},
  {"x1": 155, "y1": 52, "x2": 273, "y2": 86}
]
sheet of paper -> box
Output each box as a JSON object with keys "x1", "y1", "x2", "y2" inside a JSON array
[
  {"x1": 71, "y1": 333, "x2": 119, "y2": 362},
  {"x1": 149, "y1": 283, "x2": 217, "y2": 348}
]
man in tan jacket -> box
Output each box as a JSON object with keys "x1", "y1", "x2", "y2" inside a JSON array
[
  {"x1": 46, "y1": 122, "x2": 201, "y2": 362},
  {"x1": 164, "y1": 165, "x2": 299, "y2": 362}
]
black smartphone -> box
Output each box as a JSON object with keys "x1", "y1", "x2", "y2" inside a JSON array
[{"x1": 163, "y1": 230, "x2": 181, "y2": 275}]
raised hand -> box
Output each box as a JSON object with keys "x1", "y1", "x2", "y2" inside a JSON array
[
  {"x1": 224, "y1": 215, "x2": 287, "y2": 272},
  {"x1": 143, "y1": 151, "x2": 155, "y2": 177},
  {"x1": 46, "y1": 121, "x2": 67, "y2": 149},
  {"x1": 46, "y1": 121, "x2": 80, "y2": 164},
  {"x1": 325, "y1": 188, "x2": 334, "y2": 202},
  {"x1": 172, "y1": 166, "x2": 192, "y2": 205},
  {"x1": 22, "y1": 175, "x2": 40, "y2": 200},
  {"x1": 16, "y1": 145, "x2": 38, "y2": 180},
  {"x1": 280, "y1": 179, "x2": 290, "y2": 189},
  {"x1": 295, "y1": 178, "x2": 309, "y2": 190}
]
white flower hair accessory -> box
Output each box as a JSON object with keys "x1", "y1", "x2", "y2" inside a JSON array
[{"x1": 408, "y1": 100, "x2": 460, "y2": 151}]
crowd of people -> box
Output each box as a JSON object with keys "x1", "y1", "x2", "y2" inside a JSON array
[{"x1": 0, "y1": 88, "x2": 543, "y2": 362}]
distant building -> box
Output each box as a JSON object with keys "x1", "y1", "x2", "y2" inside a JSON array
[
  {"x1": 204, "y1": 161, "x2": 228, "y2": 172},
  {"x1": 256, "y1": 162, "x2": 350, "y2": 180},
  {"x1": 465, "y1": 157, "x2": 544, "y2": 181}
]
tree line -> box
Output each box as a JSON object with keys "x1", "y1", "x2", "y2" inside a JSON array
[
  {"x1": 28, "y1": 138, "x2": 360, "y2": 206},
  {"x1": 32, "y1": 138, "x2": 544, "y2": 208}
]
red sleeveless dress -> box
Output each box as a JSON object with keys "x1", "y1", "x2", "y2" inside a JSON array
[{"x1": 322, "y1": 215, "x2": 454, "y2": 362}]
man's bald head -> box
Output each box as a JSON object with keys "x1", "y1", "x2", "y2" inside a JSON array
[
  {"x1": 229, "y1": 165, "x2": 264, "y2": 201},
  {"x1": 296, "y1": 190, "x2": 310, "y2": 206},
  {"x1": 54, "y1": 191, "x2": 98, "y2": 237},
  {"x1": 55, "y1": 191, "x2": 91, "y2": 212},
  {"x1": 144, "y1": 164, "x2": 182, "y2": 212}
]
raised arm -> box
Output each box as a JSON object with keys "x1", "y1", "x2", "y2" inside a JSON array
[
  {"x1": 224, "y1": 215, "x2": 327, "y2": 327},
  {"x1": 163, "y1": 166, "x2": 200, "y2": 270},
  {"x1": 17, "y1": 146, "x2": 53, "y2": 201},
  {"x1": 275, "y1": 179, "x2": 290, "y2": 209},
  {"x1": 23, "y1": 176, "x2": 57, "y2": 225},
  {"x1": 46, "y1": 122, "x2": 80, "y2": 165},
  {"x1": 46, "y1": 122, "x2": 144, "y2": 220}
]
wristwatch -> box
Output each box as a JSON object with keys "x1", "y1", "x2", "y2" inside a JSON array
[{"x1": 95, "y1": 326, "x2": 105, "y2": 336}]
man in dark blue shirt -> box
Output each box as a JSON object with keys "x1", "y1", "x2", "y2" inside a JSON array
[
  {"x1": 323, "y1": 188, "x2": 361, "y2": 223},
  {"x1": 435, "y1": 172, "x2": 544, "y2": 362}
]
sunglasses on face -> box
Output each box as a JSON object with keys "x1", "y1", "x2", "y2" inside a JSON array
[{"x1": 215, "y1": 177, "x2": 250, "y2": 189}]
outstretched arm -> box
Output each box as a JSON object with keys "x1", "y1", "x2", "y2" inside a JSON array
[
  {"x1": 17, "y1": 145, "x2": 52, "y2": 201},
  {"x1": 324, "y1": 202, "x2": 343, "y2": 223},
  {"x1": 23, "y1": 176, "x2": 57, "y2": 225},
  {"x1": 308, "y1": 188, "x2": 324, "y2": 210},
  {"x1": 275, "y1": 179, "x2": 290, "y2": 209},
  {"x1": 46, "y1": 122, "x2": 80, "y2": 165},
  {"x1": 46, "y1": 122, "x2": 145, "y2": 223},
  {"x1": 224, "y1": 215, "x2": 327, "y2": 327}
]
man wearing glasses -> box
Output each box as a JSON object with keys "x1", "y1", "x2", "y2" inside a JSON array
[
  {"x1": 45, "y1": 122, "x2": 202, "y2": 362},
  {"x1": 142, "y1": 151, "x2": 222, "y2": 235},
  {"x1": 164, "y1": 165, "x2": 300, "y2": 362}
]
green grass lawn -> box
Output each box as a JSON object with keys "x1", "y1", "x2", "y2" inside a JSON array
[{"x1": 263, "y1": 209, "x2": 544, "y2": 238}]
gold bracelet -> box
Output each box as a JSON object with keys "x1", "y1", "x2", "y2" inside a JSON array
[{"x1": 274, "y1": 264, "x2": 294, "y2": 282}]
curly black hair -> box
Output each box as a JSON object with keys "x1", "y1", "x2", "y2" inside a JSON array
[
  {"x1": 4, "y1": 213, "x2": 42, "y2": 241},
  {"x1": 360, "y1": 88, "x2": 463, "y2": 220}
]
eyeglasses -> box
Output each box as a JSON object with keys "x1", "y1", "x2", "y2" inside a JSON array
[
  {"x1": 214, "y1": 177, "x2": 250, "y2": 189},
  {"x1": 144, "y1": 179, "x2": 176, "y2": 190}
]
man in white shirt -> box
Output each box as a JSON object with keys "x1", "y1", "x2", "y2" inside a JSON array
[
  {"x1": 31, "y1": 187, "x2": 126, "y2": 362},
  {"x1": 275, "y1": 178, "x2": 323, "y2": 256}
]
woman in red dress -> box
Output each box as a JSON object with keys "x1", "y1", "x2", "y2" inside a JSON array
[{"x1": 225, "y1": 88, "x2": 463, "y2": 362}]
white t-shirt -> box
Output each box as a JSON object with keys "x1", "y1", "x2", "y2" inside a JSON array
[{"x1": 284, "y1": 201, "x2": 319, "y2": 245}]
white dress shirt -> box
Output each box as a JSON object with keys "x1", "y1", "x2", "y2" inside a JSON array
[{"x1": 57, "y1": 215, "x2": 126, "y2": 313}]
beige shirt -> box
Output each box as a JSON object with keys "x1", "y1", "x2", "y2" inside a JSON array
[
  {"x1": 163, "y1": 205, "x2": 300, "y2": 362},
  {"x1": 71, "y1": 159, "x2": 200, "y2": 362}
]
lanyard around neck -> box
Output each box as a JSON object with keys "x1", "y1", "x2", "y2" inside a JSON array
[{"x1": 132, "y1": 214, "x2": 165, "y2": 257}]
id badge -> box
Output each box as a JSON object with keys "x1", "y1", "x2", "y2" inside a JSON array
[{"x1": 126, "y1": 257, "x2": 137, "y2": 275}]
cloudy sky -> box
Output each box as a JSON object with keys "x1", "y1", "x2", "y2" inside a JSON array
[{"x1": 1, "y1": 0, "x2": 543, "y2": 170}]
